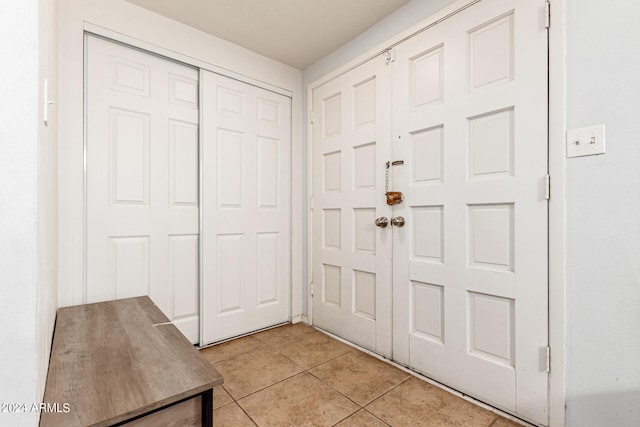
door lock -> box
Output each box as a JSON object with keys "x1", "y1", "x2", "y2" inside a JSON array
[{"x1": 391, "y1": 216, "x2": 405, "y2": 227}]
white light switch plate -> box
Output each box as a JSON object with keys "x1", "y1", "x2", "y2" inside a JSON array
[{"x1": 566, "y1": 124, "x2": 606, "y2": 157}]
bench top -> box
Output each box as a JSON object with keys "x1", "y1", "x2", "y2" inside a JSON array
[{"x1": 41, "y1": 296, "x2": 223, "y2": 426}]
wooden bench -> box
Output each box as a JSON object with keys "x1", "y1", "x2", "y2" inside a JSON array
[{"x1": 41, "y1": 296, "x2": 223, "y2": 426}]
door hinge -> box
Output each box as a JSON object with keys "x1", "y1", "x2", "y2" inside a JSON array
[
  {"x1": 545, "y1": 0, "x2": 551, "y2": 29},
  {"x1": 546, "y1": 345, "x2": 551, "y2": 373},
  {"x1": 545, "y1": 174, "x2": 551, "y2": 200},
  {"x1": 309, "y1": 197, "x2": 314, "y2": 211},
  {"x1": 309, "y1": 110, "x2": 315, "y2": 124},
  {"x1": 384, "y1": 49, "x2": 396, "y2": 65},
  {"x1": 309, "y1": 282, "x2": 314, "y2": 298}
]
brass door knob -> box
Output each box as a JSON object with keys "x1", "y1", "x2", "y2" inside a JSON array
[
  {"x1": 391, "y1": 216, "x2": 405, "y2": 227},
  {"x1": 375, "y1": 217, "x2": 389, "y2": 228}
]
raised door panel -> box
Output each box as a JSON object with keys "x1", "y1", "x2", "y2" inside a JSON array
[
  {"x1": 217, "y1": 129, "x2": 245, "y2": 209},
  {"x1": 411, "y1": 281, "x2": 444, "y2": 343},
  {"x1": 256, "y1": 233, "x2": 279, "y2": 306},
  {"x1": 217, "y1": 234, "x2": 245, "y2": 314},
  {"x1": 257, "y1": 137, "x2": 280, "y2": 208},
  {"x1": 169, "y1": 121, "x2": 199, "y2": 206},
  {"x1": 109, "y1": 109, "x2": 150, "y2": 205}
]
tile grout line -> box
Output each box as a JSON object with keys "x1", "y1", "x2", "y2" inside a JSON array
[
  {"x1": 305, "y1": 360, "x2": 413, "y2": 411},
  {"x1": 260, "y1": 335, "x2": 357, "y2": 371},
  {"x1": 209, "y1": 330, "x2": 313, "y2": 408},
  {"x1": 211, "y1": 325, "x2": 408, "y2": 426},
  {"x1": 210, "y1": 323, "x2": 523, "y2": 427},
  {"x1": 305, "y1": 368, "x2": 365, "y2": 409},
  {"x1": 313, "y1": 326, "x2": 535, "y2": 427},
  {"x1": 301, "y1": 349, "x2": 414, "y2": 426},
  {"x1": 229, "y1": 371, "x2": 306, "y2": 403},
  {"x1": 235, "y1": 400, "x2": 260, "y2": 427},
  {"x1": 219, "y1": 326, "x2": 368, "y2": 425},
  {"x1": 203, "y1": 323, "x2": 318, "y2": 365},
  {"x1": 225, "y1": 333, "x2": 339, "y2": 404},
  {"x1": 229, "y1": 353, "x2": 363, "y2": 412},
  {"x1": 269, "y1": 334, "x2": 375, "y2": 426},
  {"x1": 207, "y1": 331, "x2": 314, "y2": 405},
  {"x1": 201, "y1": 336, "x2": 268, "y2": 365},
  {"x1": 198, "y1": 321, "x2": 291, "y2": 351},
  {"x1": 213, "y1": 384, "x2": 259, "y2": 426},
  {"x1": 362, "y1": 408, "x2": 393, "y2": 427},
  {"x1": 360, "y1": 375, "x2": 413, "y2": 411}
]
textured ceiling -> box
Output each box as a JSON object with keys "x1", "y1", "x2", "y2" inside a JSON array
[{"x1": 126, "y1": 0, "x2": 411, "y2": 69}]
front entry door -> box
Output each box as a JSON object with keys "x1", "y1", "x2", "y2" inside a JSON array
[
  {"x1": 312, "y1": 0, "x2": 549, "y2": 424},
  {"x1": 391, "y1": 0, "x2": 549, "y2": 423},
  {"x1": 312, "y1": 57, "x2": 393, "y2": 357}
]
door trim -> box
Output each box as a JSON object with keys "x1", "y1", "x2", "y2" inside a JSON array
[
  {"x1": 307, "y1": 0, "x2": 567, "y2": 425},
  {"x1": 547, "y1": 0, "x2": 567, "y2": 425},
  {"x1": 84, "y1": 23, "x2": 293, "y2": 98}
]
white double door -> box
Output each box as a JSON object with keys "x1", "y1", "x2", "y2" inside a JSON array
[
  {"x1": 85, "y1": 35, "x2": 291, "y2": 345},
  {"x1": 312, "y1": 0, "x2": 549, "y2": 424}
]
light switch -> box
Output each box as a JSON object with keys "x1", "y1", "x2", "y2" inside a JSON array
[{"x1": 566, "y1": 124, "x2": 606, "y2": 158}]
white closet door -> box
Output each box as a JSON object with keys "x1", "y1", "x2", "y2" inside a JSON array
[
  {"x1": 86, "y1": 35, "x2": 200, "y2": 342},
  {"x1": 392, "y1": 0, "x2": 548, "y2": 423},
  {"x1": 312, "y1": 57, "x2": 393, "y2": 356},
  {"x1": 200, "y1": 70, "x2": 291, "y2": 345}
]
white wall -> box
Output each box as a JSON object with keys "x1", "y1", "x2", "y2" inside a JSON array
[
  {"x1": 565, "y1": 1, "x2": 640, "y2": 425},
  {"x1": 300, "y1": 0, "x2": 457, "y2": 314},
  {"x1": 57, "y1": 0, "x2": 304, "y2": 318},
  {"x1": 0, "y1": 0, "x2": 59, "y2": 425},
  {"x1": 0, "y1": 2, "x2": 40, "y2": 424},
  {"x1": 36, "y1": 0, "x2": 59, "y2": 413}
]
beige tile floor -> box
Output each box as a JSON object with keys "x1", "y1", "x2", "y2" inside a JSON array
[{"x1": 200, "y1": 323, "x2": 526, "y2": 427}]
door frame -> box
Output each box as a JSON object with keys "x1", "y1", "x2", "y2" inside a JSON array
[
  {"x1": 67, "y1": 24, "x2": 302, "y2": 341},
  {"x1": 307, "y1": 0, "x2": 567, "y2": 425}
]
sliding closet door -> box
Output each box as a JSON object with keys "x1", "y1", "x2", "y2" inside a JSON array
[
  {"x1": 85, "y1": 35, "x2": 200, "y2": 342},
  {"x1": 200, "y1": 70, "x2": 292, "y2": 345}
]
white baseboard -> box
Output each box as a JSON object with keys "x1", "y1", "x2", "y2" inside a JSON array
[{"x1": 291, "y1": 314, "x2": 308, "y2": 324}]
